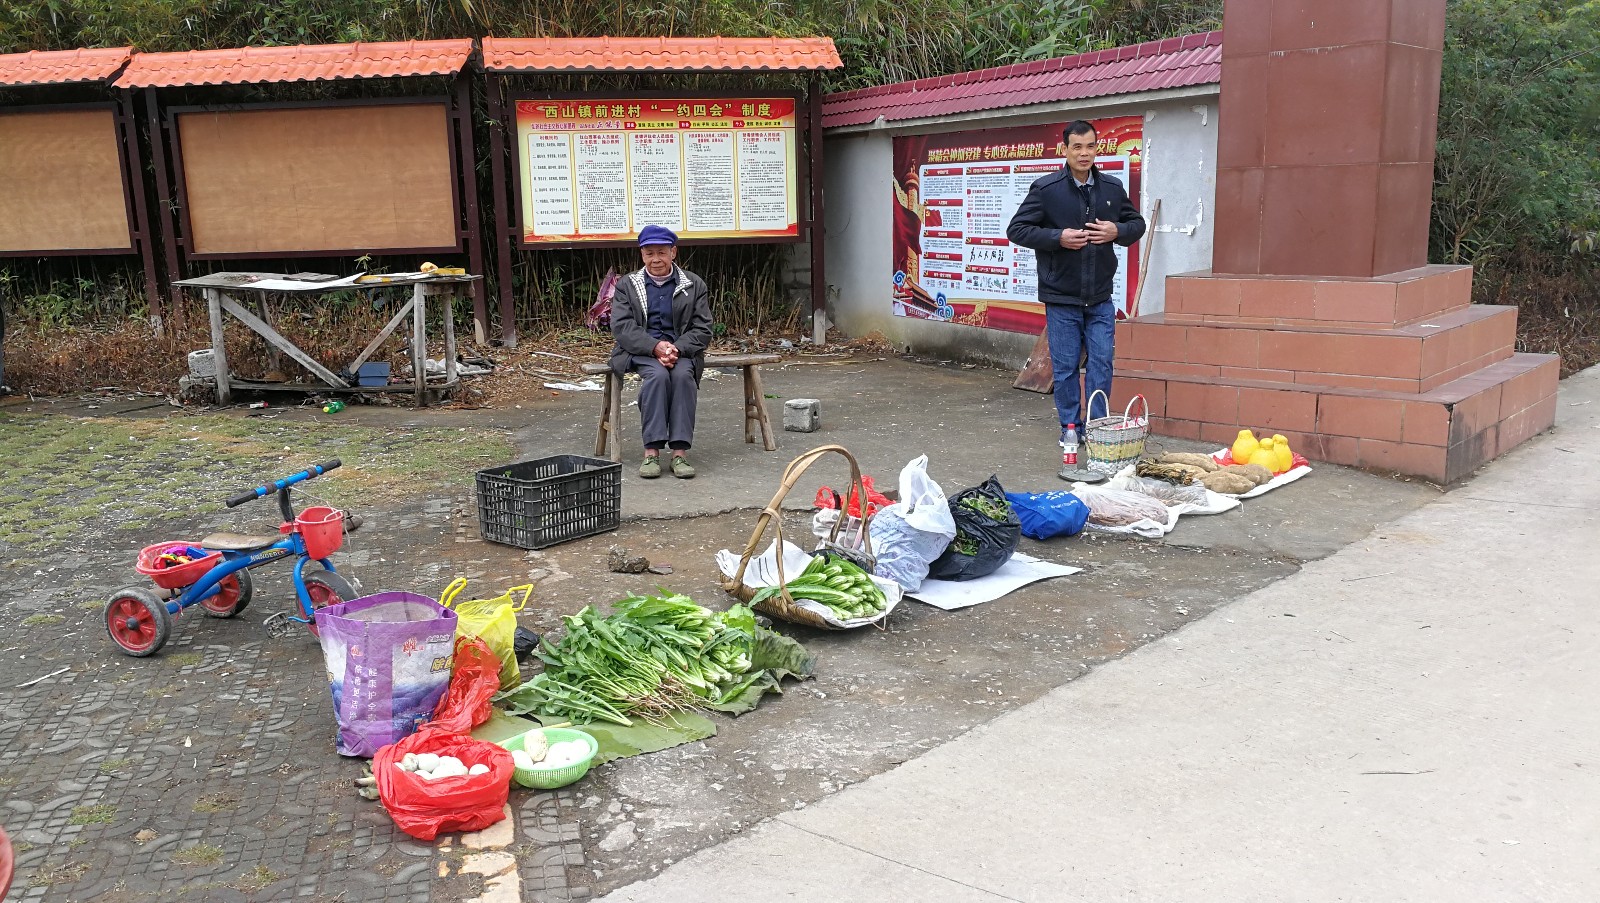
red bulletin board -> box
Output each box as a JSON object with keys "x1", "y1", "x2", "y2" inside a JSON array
[
  {"x1": 514, "y1": 97, "x2": 799, "y2": 245},
  {"x1": 891, "y1": 117, "x2": 1143, "y2": 335}
]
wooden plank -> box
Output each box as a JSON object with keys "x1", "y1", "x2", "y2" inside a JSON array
[
  {"x1": 594, "y1": 372, "x2": 612, "y2": 458},
  {"x1": 608, "y1": 377, "x2": 623, "y2": 462},
  {"x1": 442, "y1": 287, "x2": 458, "y2": 389},
  {"x1": 217, "y1": 295, "x2": 348, "y2": 389},
  {"x1": 347, "y1": 297, "x2": 417, "y2": 375},
  {"x1": 1129, "y1": 199, "x2": 1161, "y2": 319},
  {"x1": 206, "y1": 289, "x2": 232, "y2": 405},
  {"x1": 1013, "y1": 329, "x2": 1054, "y2": 394},
  {"x1": 412, "y1": 284, "x2": 428, "y2": 408}
]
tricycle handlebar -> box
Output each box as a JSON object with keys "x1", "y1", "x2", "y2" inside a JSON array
[{"x1": 225, "y1": 459, "x2": 343, "y2": 509}]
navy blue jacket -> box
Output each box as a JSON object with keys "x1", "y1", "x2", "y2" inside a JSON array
[{"x1": 1006, "y1": 166, "x2": 1146, "y2": 306}]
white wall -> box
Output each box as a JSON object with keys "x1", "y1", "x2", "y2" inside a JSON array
[{"x1": 817, "y1": 88, "x2": 1218, "y2": 368}]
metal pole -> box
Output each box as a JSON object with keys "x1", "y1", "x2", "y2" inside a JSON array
[
  {"x1": 808, "y1": 71, "x2": 827, "y2": 347},
  {"x1": 119, "y1": 90, "x2": 164, "y2": 331},
  {"x1": 144, "y1": 87, "x2": 186, "y2": 326},
  {"x1": 453, "y1": 72, "x2": 489, "y2": 337},
  {"x1": 485, "y1": 72, "x2": 519, "y2": 348}
]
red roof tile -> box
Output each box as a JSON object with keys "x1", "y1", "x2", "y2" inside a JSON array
[
  {"x1": 0, "y1": 47, "x2": 131, "y2": 87},
  {"x1": 481, "y1": 36, "x2": 841, "y2": 72},
  {"x1": 822, "y1": 30, "x2": 1221, "y2": 129},
  {"x1": 113, "y1": 40, "x2": 473, "y2": 89}
]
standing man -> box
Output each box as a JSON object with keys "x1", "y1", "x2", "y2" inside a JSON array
[
  {"x1": 1007, "y1": 120, "x2": 1146, "y2": 481},
  {"x1": 609, "y1": 225, "x2": 714, "y2": 479}
]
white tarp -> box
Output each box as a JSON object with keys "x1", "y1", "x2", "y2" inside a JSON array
[{"x1": 907, "y1": 553, "x2": 1081, "y2": 611}]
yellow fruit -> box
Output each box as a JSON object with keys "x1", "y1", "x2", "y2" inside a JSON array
[
  {"x1": 1231, "y1": 429, "x2": 1259, "y2": 464},
  {"x1": 419, "y1": 261, "x2": 438, "y2": 273},
  {"x1": 1271, "y1": 435, "x2": 1293, "y2": 473},
  {"x1": 1248, "y1": 438, "x2": 1277, "y2": 472}
]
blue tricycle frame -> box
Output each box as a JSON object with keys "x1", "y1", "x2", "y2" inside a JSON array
[{"x1": 105, "y1": 459, "x2": 360, "y2": 656}]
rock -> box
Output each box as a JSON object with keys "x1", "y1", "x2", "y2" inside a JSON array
[
  {"x1": 784, "y1": 398, "x2": 821, "y2": 433},
  {"x1": 598, "y1": 821, "x2": 637, "y2": 852},
  {"x1": 607, "y1": 545, "x2": 651, "y2": 574}
]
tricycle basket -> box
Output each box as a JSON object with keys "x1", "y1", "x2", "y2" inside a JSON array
[
  {"x1": 475, "y1": 455, "x2": 621, "y2": 550},
  {"x1": 136, "y1": 543, "x2": 222, "y2": 590}
]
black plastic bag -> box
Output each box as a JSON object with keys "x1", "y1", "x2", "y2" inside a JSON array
[{"x1": 925, "y1": 476, "x2": 1021, "y2": 581}]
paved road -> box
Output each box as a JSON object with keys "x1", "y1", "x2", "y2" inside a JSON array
[{"x1": 598, "y1": 366, "x2": 1600, "y2": 902}]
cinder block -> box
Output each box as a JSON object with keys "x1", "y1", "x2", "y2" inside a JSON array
[{"x1": 784, "y1": 398, "x2": 820, "y2": 432}]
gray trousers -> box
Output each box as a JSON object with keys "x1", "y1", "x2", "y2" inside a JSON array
[{"x1": 631, "y1": 354, "x2": 699, "y2": 450}]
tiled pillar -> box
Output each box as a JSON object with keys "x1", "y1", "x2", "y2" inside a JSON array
[
  {"x1": 1212, "y1": 0, "x2": 1445, "y2": 277},
  {"x1": 1115, "y1": 0, "x2": 1560, "y2": 482}
]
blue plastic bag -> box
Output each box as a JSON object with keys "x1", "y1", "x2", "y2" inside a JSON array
[{"x1": 1004, "y1": 491, "x2": 1090, "y2": 540}]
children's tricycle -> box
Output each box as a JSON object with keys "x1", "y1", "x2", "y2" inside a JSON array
[{"x1": 104, "y1": 459, "x2": 361, "y2": 656}]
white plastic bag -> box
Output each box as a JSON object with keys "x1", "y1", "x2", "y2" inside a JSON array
[{"x1": 869, "y1": 456, "x2": 957, "y2": 592}]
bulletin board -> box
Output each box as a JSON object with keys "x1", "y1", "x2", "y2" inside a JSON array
[
  {"x1": 513, "y1": 95, "x2": 800, "y2": 246},
  {"x1": 173, "y1": 101, "x2": 462, "y2": 257},
  {"x1": 0, "y1": 107, "x2": 133, "y2": 254}
]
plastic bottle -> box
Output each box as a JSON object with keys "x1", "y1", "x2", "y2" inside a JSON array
[
  {"x1": 322, "y1": 400, "x2": 345, "y2": 414},
  {"x1": 1231, "y1": 429, "x2": 1259, "y2": 464},
  {"x1": 1062, "y1": 424, "x2": 1080, "y2": 469}
]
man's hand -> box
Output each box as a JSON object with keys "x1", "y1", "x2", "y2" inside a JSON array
[
  {"x1": 654, "y1": 340, "x2": 679, "y2": 368},
  {"x1": 1058, "y1": 229, "x2": 1090, "y2": 250},
  {"x1": 1086, "y1": 219, "x2": 1120, "y2": 244}
]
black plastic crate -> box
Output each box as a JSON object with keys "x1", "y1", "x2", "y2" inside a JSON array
[{"x1": 475, "y1": 455, "x2": 622, "y2": 550}]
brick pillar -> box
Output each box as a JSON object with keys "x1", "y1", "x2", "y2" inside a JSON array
[
  {"x1": 1111, "y1": 0, "x2": 1560, "y2": 483},
  {"x1": 1212, "y1": 0, "x2": 1445, "y2": 277}
]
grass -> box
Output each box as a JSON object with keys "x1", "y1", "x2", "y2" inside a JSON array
[
  {"x1": 234, "y1": 865, "x2": 283, "y2": 892},
  {"x1": 98, "y1": 757, "x2": 135, "y2": 774},
  {"x1": 69, "y1": 804, "x2": 117, "y2": 825},
  {"x1": 172, "y1": 844, "x2": 226, "y2": 867},
  {"x1": 0, "y1": 411, "x2": 514, "y2": 555},
  {"x1": 29, "y1": 861, "x2": 89, "y2": 887},
  {"x1": 192, "y1": 793, "x2": 237, "y2": 813},
  {"x1": 167, "y1": 652, "x2": 204, "y2": 668},
  {"x1": 22, "y1": 613, "x2": 64, "y2": 627}
]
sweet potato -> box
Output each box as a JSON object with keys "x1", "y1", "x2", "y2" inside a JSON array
[
  {"x1": 1221, "y1": 463, "x2": 1274, "y2": 486},
  {"x1": 1199, "y1": 471, "x2": 1256, "y2": 495},
  {"x1": 1157, "y1": 452, "x2": 1220, "y2": 472}
]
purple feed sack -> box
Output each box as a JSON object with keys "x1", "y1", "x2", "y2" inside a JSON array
[{"x1": 316, "y1": 592, "x2": 457, "y2": 757}]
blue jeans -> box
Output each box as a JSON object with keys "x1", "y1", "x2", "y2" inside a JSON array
[{"x1": 1046, "y1": 299, "x2": 1116, "y2": 438}]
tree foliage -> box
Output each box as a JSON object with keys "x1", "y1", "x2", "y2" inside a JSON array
[{"x1": 1433, "y1": 0, "x2": 1600, "y2": 271}]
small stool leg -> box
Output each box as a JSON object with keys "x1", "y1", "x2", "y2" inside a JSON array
[
  {"x1": 594, "y1": 373, "x2": 613, "y2": 458},
  {"x1": 741, "y1": 367, "x2": 757, "y2": 444},
  {"x1": 608, "y1": 374, "x2": 624, "y2": 463},
  {"x1": 748, "y1": 367, "x2": 777, "y2": 451}
]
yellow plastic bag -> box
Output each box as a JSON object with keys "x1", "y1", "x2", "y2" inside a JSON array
[{"x1": 440, "y1": 578, "x2": 532, "y2": 690}]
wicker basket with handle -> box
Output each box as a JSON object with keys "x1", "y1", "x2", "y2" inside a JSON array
[
  {"x1": 720, "y1": 445, "x2": 876, "y2": 630},
  {"x1": 1083, "y1": 390, "x2": 1150, "y2": 476}
]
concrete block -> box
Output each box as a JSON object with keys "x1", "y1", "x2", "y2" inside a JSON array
[{"x1": 784, "y1": 398, "x2": 821, "y2": 432}]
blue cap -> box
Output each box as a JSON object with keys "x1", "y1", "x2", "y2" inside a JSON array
[{"x1": 638, "y1": 225, "x2": 678, "y2": 247}]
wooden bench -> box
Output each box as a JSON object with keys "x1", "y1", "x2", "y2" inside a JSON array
[{"x1": 582, "y1": 353, "x2": 782, "y2": 462}]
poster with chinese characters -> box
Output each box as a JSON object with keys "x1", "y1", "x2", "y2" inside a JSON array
[
  {"x1": 514, "y1": 98, "x2": 799, "y2": 244},
  {"x1": 890, "y1": 117, "x2": 1143, "y2": 334}
]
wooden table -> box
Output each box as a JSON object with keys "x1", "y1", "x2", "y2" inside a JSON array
[
  {"x1": 172, "y1": 272, "x2": 481, "y2": 408},
  {"x1": 581, "y1": 353, "x2": 782, "y2": 462}
]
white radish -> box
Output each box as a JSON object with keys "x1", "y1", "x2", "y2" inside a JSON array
[
  {"x1": 415, "y1": 753, "x2": 441, "y2": 773},
  {"x1": 468, "y1": 763, "x2": 490, "y2": 776},
  {"x1": 511, "y1": 749, "x2": 535, "y2": 771}
]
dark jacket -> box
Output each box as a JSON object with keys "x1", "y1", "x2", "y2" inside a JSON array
[
  {"x1": 608, "y1": 266, "x2": 714, "y2": 374},
  {"x1": 1006, "y1": 166, "x2": 1146, "y2": 306}
]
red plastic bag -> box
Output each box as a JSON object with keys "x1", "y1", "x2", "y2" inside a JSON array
[
  {"x1": 374, "y1": 727, "x2": 514, "y2": 840},
  {"x1": 586, "y1": 267, "x2": 618, "y2": 332},
  {"x1": 813, "y1": 475, "x2": 892, "y2": 518},
  {"x1": 429, "y1": 637, "x2": 501, "y2": 734}
]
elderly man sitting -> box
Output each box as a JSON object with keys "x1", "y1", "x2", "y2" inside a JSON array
[{"x1": 608, "y1": 225, "x2": 714, "y2": 479}]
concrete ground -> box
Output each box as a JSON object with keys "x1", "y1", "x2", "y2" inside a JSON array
[
  {"x1": 594, "y1": 365, "x2": 1600, "y2": 902},
  {"x1": 0, "y1": 355, "x2": 1461, "y2": 902}
]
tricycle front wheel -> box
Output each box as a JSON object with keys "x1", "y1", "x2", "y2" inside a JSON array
[
  {"x1": 202, "y1": 569, "x2": 253, "y2": 619},
  {"x1": 105, "y1": 587, "x2": 172, "y2": 657},
  {"x1": 302, "y1": 570, "x2": 357, "y2": 638}
]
